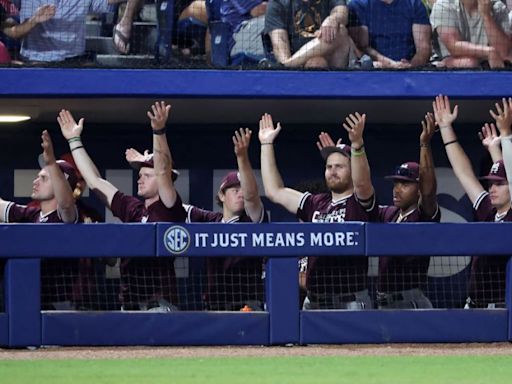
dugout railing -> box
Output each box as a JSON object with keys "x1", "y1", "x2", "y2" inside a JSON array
[{"x1": 0, "y1": 222, "x2": 511, "y2": 348}]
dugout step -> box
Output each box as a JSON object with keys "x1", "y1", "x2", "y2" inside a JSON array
[
  {"x1": 95, "y1": 54, "x2": 155, "y2": 67},
  {"x1": 86, "y1": 20, "x2": 102, "y2": 37}
]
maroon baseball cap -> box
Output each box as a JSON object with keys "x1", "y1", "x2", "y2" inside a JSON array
[
  {"x1": 130, "y1": 155, "x2": 180, "y2": 182},
  {"x1": 38, "y1": 154, "x2": 78, "y2": 190},
  {"x1": 219, "y1": 171, "x2": 240, "y2": 192},
  {"x1": 480, "y1": 160, "x2": 508, "y2": 182},
  {"x1": 385, "y1": 162, "x2": 420, "y2": 182},
  {"x1": 320, "y1": 144, "x2": 351, "y2": 160}
]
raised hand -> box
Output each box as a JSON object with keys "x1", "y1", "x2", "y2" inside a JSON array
[
  {"x1": 41, "y1": 130, "x2": 56, "y2": 165},
  {"x1": 478, "y1": 123, "x2": 501, "y2": 150},
  {"x1": 147, "y1": 101, "x2": 171, "y2": 131},
  {"x1": 420, "y1": 112, "x2": 436, "y2": 145},
  {"x1": 316, "y1": 132, "x2": 341, "y2": 151},
  {"x1": 259, "y1": 113, "x2": 282, "y2": 144},
  {"x1": 57, "y1": 110, "x2": 84, "y2": 139},
  {"x1": 433, "y1": 95, "x2": 458, "y2": 128},
  {"x1": 233, "y1": 128, "x2": 251, "y2": 157},
  {"x1": 342, "y1": 112, "x2": 366, "y2": 147},
  {"x1": 489, "y1": 97, "x2": 512, "y2": 136},
  {"x1": 125, "y1": 148, "x2": 150, "y2": 164},
  {"x1": 33, "y1": 5, "x2": 56, "y2": 23}
]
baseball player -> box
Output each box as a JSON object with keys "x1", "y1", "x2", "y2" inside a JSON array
[
  {"x1": 434, "y1": 95, "x2": 511, "y2": 308},
  {"x1": 259, "y1": 112, "x2": 378, "y2": 310},
  {"x1": 0, "y1": 130, "x2": 79, "y2": 309},
  {"x1": 317, "y1": 112, "x2": 440, "y2": 309},
  {"x1": 184, "y1": 128, "x2": 268, "y2": 311},
  {"x1": 58, "y1": 102, "x2": 186, "y2": 311}
]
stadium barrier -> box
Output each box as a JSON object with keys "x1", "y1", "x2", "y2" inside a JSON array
[{"x1": 0, "y1": 222, "x2": 511, "y2": 348}]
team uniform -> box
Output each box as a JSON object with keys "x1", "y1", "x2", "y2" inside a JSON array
[
  {"x1": 111, "y1": 191, "x2": 186, "y2": 310},
  {"x1": 297, "y1": 191, "x2": 378, "y2": 309},
  {"x1": 377, "y1": 204, "x2": 440, "y2": 309},
  {"x1": 186, "y1": 204, "x2": 268, "y2": 311},
  {"x1": 470, "y1": 191, "x2": 512, "y2": 308}
]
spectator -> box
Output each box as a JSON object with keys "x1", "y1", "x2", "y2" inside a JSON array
[
  {"x1": 264, "y1": 0, "x2": 354, "y2": 68},
  {"x1": 259, "y1": 113, "x2": 378, "y2": 310},
  {"x1": 223, "y1": 0, "x2": 267, "y2": 59},
  {"x1": 1, "y1": 2, "x2": 54, "y2": 62},
  {"x1": 433, "y1": 95, "x2": 511, "y2": 308},
  {"x1": 58, "y1": 102, "x2": 186, "y2": 311},
  {"x1": 430, "y1": 0, "x2": 512, "y2": 68},
  {"x1": 20, "y1": 0, "x2": 139, "y2": 62},
  {"x1": 348, "y1": 0, "x2": 432, "y2": 68}
]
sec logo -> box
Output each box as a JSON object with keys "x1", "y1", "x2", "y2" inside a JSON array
[{"x1": 164, "y1": 226, "x2": 190, "y2": 254}]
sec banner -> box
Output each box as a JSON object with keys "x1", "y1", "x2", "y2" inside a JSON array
[{"x1": 157, "y1": 223, "x2": 365, "y2": 257}]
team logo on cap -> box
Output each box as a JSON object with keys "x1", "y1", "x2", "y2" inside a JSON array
[
  {"x1": 164, "y1": 226, "x2": 190, "y2": 254},
  {"x1": 490, "y1": 162, "x2": 501, "y2": 174}
]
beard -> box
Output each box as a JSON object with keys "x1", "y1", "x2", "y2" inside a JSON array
[{"x1": 326, "y1": 177, "x2": 350, "y2": 194}]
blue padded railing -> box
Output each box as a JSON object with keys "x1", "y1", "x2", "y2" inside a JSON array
[{"x1": 0, "y1": 222, "x2": 511, "y2": 347}]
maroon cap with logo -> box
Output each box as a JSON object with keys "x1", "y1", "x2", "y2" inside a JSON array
[
  {"x1": 320, "y1": 144, "x2": 352, "y2": 160},
  {"x1": 480, "y1": 160, "x2": 508, "y2": 182},
  {"x1": 130, "y1": 155, "x2": 179, "y2": 182},
  {"x1": 385, "y1": 162, "x2": 420, "y2": 182},
  {"x1": 219, "y1": 171, "x2": 241, "y2": 192}
]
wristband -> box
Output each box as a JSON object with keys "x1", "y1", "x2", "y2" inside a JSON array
[
  {"x1": 71, "y1": 145, "x2": 84, "y2": 152},
  {"x1": 351, "y1": 143, "x2": 364, "y2": 152},
  {"x1": 261, "y1": 142, "x2": 273, "y2": 146},
  {"x1": 444, "y1": 139, "x2": 458, "y2": 147},
  {"x1": 67, "y1": 137, "x2": 82, "y2": 143},
  {"x1": 152, "y1": 127, "x2": 167, "y2": 135},
  {"x1": 420, "y1": 143, "x2": 429, "y2": 148},
  {"x1": 351, "y1": 148, "x2": 366, "y2": 157}
]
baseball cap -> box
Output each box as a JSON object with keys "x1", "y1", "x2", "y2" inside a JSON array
[
  {"x1": 130, "y1": 154, "x2": 180, "y2": 182},
  {"x1": 38, "y1": 154, "x2": 78, "y2": 190},
  {"x1": 480, "y1": 160, "x2": 508, "y2": 182},
  {"x1": 320, "y1": 144, "x2": 351, "y2": 160},
  {"x1": 385, "y1": 162, "x2": 419, "y2": 182},
  {"x1": 219, "y1": 171, "x2": 241, "y2": 192}
]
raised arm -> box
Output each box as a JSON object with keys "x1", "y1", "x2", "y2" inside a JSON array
[
  {"x1": 343, "y1": 112, "x2": 374, "y2": 201},
  {"x1": 2, "y1": 5, "x2": 55, "y2": 39},
  {"x1": 418, "y1": 113, "x2": 438, "y2": 217},
  {"x1": 433, "y1": 95, "x2": 484, "y2": 204},
  {"x1": 490, "y1": 97, "x2": 512, "y2": 198},
  {"x1": 148, "y1": 101, "x2": 178, "y2": 208},
  {"x1": 259, "y1": 113, "x2": 303, "y2": 214},
  {"x1": 233, "y1": 128, "x2": 264, "y2": 222},
  {"x1": 478, "y1": 123, "x2": 502, "y2": 162},
  {"x1": 40, "y1": 130, "x2": 77, "y2": 223},
  {"x1": 58, "y1": 110, "x2": 118, "y2": 208}
]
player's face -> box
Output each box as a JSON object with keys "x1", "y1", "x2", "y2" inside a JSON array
[
  {"x1": 31, "y1": 168, "x2": 55, "y2": 201},
  {"x1": 219, "y1": 185, "x2": 244, "y2": 215},
  {"x1": 325, "y1": 153, "x2": 351, "y2": 194},
  {"x1": 137, "y1": 167, "x2": 158, "y2": 199},
  {"x1": 488, "y1": 181, "x2": 511, "y2": 211},
  {"x1": 393, "y1": 180, "x2": 419, "y2": 211}
]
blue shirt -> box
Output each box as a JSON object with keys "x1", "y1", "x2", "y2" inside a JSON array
[
  {"x1": 20, "y1": 0, "x2": 109, "y2": 61},
  {"x1": 221, "y1": 0, "x2": 263, "y2": 32},
  {"x1": 348, "y1": 0, "x2": 429, "y2": 61}
]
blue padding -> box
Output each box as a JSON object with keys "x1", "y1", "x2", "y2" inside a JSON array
[
  {"x1": 0, "y1": 224, "x2": 155, "y2": 258},
  {"x1": 0, "y1": 314, "x2": 8, "y2": 346},
  {"x1": 301, "y1": 309, "x2": 508, "y2": 344},
  {"x1": 157, "y1": 223, "x2": 365, "y2": 257},
  {"x1": 266, "y1": 258, "x2": 299, "y2": 345},
  {"x1": 42, "y1": 312, "x2": 269, "y2": 346},
  {"x1": 366, "y1": 222, "x2": 512, "y2": 256},
  {"x1": 2, "y1": 69, "x2": 512, "y2": 98},
  {"x1": 6, "y1": 259, "x2": 41, "y2": 347}
]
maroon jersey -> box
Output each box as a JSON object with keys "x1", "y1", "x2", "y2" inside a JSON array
[
  {"x1": 186, "y1": 204, "x2": 268, "y2": 311},
  {"x1": 469, "y1": 191, "x2": 512, "y2": 307},
  {"x1": 378, "y1": 204, "x2": 441, "y2": 292},
  {"x1": 4, "y1": 202, "x2": 77, "y2": 223},
  {"x1": 111, "y1": 191, "x2": 186, "y2": 223},
  {"x1": 297, "y1": 192, "x2": 378, "y2": 295},
  {"x1": 110, "y1": 191, "x2": 186, "y2": 309}
]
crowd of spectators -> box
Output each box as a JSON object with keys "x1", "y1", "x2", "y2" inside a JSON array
[{"x1": 1, "y1": 0, "x2": 512, "y2": 68}]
